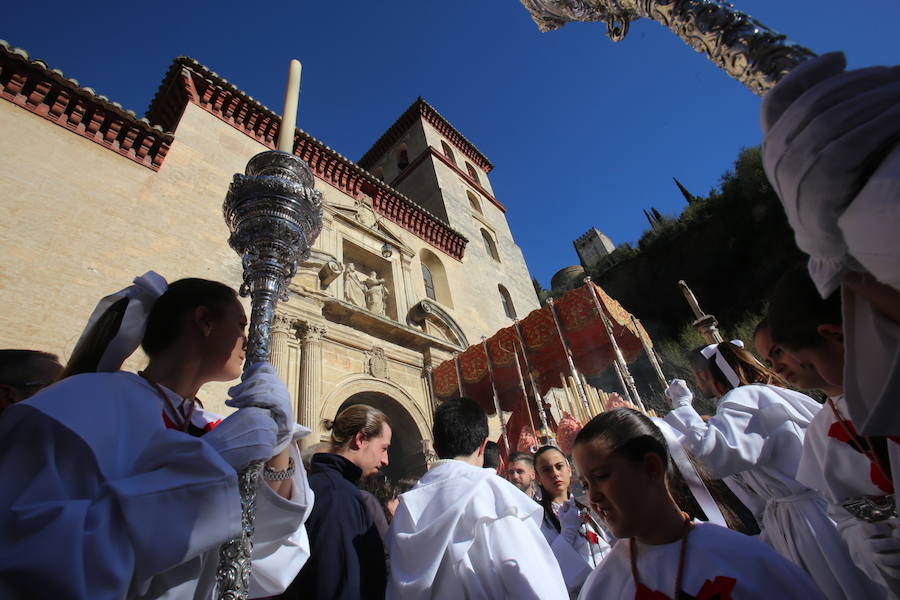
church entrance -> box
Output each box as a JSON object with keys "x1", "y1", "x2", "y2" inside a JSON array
[{"x1": 338, "y1": 392, "x2": 427, "y2": 483}]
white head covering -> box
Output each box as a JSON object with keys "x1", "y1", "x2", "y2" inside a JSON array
[
  {"x1": 701, "y1": 340, "x2": 746, "y2": 390},
  {"x1": 71, "y1": 271, "x2": 168, "y2": 372}
]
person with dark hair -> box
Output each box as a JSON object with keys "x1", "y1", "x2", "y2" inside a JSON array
[
  {"x1": 280, "y1": 403, "x2": 391, "y2": 600},
  {"x1": 506, "y1": 451, "x2": 539, "y2": 500},
  {"x1": 0, "y1": 272, "x2": 314, "y2": 599},
  {"x1": 533, "y1": 445, "x2": 609, "y2": 596},
  {"x1": 753, "y1": 318, "x2": 842, "y2": 397},
  {"x1": 664, "y1": 341, "x2": 887, "y2": 599},
  {"x1": 573, "y1": 408, "x2": 823, "y2": 599},
  {"x1": 386, "y1": 397, "x2": 567, "y2": 599},
  {"x1": 483, "y1": 440, "x2": 501, "y2": 472},
  {"x1": 768, "y1": 267, "x2": 900, "y2": 597},
  {"x1": 0, "y1": 349, "x2": 62, "y2": 415}
]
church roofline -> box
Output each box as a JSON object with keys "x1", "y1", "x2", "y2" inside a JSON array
[
  {"x1": 358, "y1": 97, "x2": 493, "y2": 174},
  {"x1": 145, "y1": 57, "x2": 468, "y2": 261},
  {"x1": 0, "y1": 40, "x2": 173, "y2": 171}
]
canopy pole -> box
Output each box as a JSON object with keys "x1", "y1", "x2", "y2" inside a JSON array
[
  {"x1": 453, "y1": 353, "x2": 465, "y2": 397},
  {"x1": 481, "y1": 336, "x2": 509, "y2": 453},
  {"x1": 512, "y1": 319, "x2": 554, "y2": 444},
  {"x1": 632, "y1": 315, "x2": 668, "y2": 389},
  {"x1": 583, "y1": 278, "x2": 645, "y2": 412},
  {"x1": 547, "y1": 298, "x2": 593, "y2": 419},
  {"x1": 509, "y1": 343, "x2": 538, "y2": 444}
]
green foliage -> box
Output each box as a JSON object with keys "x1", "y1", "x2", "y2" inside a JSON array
[{"x1": 532, "y1": 277, "x2": 552, "y2": 307}]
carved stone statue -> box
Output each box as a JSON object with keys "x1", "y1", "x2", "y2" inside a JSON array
[
  {"x1": 365, "y1": 270, "x2": 389, "y2": 316},
  {"x1": 343, "y1": 262, "x2": 367, "y2": 307}
]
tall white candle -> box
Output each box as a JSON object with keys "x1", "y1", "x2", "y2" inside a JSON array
[{"x1": 276, "y1": 59, "x2": 302, "y2": 153}]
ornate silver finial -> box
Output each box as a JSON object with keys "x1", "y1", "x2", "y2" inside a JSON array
[
  {"x1": 520, "y1": 0, "x2": 817, "y2": 95},
  {"x1": 217, "y1": 149, "x2": 323, "y2": 599}
]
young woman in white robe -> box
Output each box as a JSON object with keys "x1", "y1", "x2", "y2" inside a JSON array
[
  {"x1": 664, "y1": 340, "x2": 886, "y2": 600},
  {"x1": 0, "y1": 273, "x2": 313, "y2": 599},
  {"x1": 766, "y1": 269, "x2": 900, "y2": 597},
  {"x1": 533, "y1": 445, "x2": 610, "y2": 597},
  {"x1": 573, "y1": 407, "x2": 823, "y2": 600}
]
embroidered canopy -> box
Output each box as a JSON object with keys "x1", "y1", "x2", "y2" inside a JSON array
[{"x1": 431, "y1": 281, "x2": 649, "y2": 419}]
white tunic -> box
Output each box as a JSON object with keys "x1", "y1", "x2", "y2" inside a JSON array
[
  {"x1": 664, "y1": 383, "x2": 877, "y2": 600},
  {"x1": 539, "y1": 507, "x2": 611, "y2": 597},
  {"x1": 577, "y1": 522, "x2": 824, "y2": 599},
  {"x1": 797, "y1": 394, "x2": 896, "y2": 598},
  {"x1": 0, "y1": 372, "x2": 313, "y2": 600},
  {"x1": 386, "y1": 459, "x2": 568, "y2": 600}
]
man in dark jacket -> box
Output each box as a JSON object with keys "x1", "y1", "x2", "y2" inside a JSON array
[{"x1": 277, "y1": 404, "x2": 392, "y2": 599}]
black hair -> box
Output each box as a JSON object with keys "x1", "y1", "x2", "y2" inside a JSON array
[
  {"x1": 61, "y1": 278, "x2": 237, "y2": 379},
  {"x1": 432, "y1": 397, "x2": 488, "y2": 459},
  {"x1": 534, "y1": 445, "x2": 569, "y2": 532},
  {"x1": 768, "y1": 264, "x2": 842, "y2": 350},
  {"x1": 687, "y1": 345, "x2": 712, "y2": 373},
  {"x1": 483, "y1": 441, "x2": 501, "y2": 470},
  {"x1": 574, "y1": 407, "x2": 669, "y2": 468},
  {"x1": 0, "y1": 349, "x2": 61, "y2": 384},
  {"x1": 359, "y1": 471, "x2": 398, "y2": 523},
  {"x1": 142, "y1": 278, "x2": 237, "y2": 356},
  {"x1": 507, "y1": 451, "x2": 534, "y2": 467}
]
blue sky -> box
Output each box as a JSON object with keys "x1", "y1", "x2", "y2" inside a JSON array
[{"x1": 6, "y1": 1, "x2": 900, "y2": 287}]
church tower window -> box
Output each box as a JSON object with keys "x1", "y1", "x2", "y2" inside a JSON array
[
  {"x1": 499, "y1": 285, "x2": 516, "y2": 319},
  {"x1": 465, "y1": 161, "x2": 479, "y2": 184},
  {"x1": 481, "y1": 228, "x2": 499, "y2": 261},
  {"x1": 441, "y1": 141, "x2": 456, "y2": 165},
  {"x1": 397, "y1": 146, "x2": 409, "y2": 170},
  {"x1": 421, "y1": 263, "x2": 436, "y2": 301},
  {"x1": 467, "y1": 191, "x2": 482, "y2": 214}
]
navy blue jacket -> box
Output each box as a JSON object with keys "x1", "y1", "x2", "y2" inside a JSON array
[{"x1": 277, "y1": 453, "x2": 386, "y2": 599}]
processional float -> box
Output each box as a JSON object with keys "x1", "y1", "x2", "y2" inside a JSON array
[{"x1": 216, "y1": 60, "x2": 324, "y2": 599}]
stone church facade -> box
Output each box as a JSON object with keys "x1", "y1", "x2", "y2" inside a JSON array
[{"x1": 0, "y1": 44, "x2": 539, "y2": 480}]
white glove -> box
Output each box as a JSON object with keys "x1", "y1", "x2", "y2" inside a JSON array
[
  {"x1": 665, "y1": 379, "x2": 693, "y2": 408},
  {"x1": 226, "y1": 362, "x2": 294, "y2": 454},
  {"x1": 203, "y1": 406, "x2": 277, "y2": 470},
  {"x1": 869, "y1": 523, "x2": 900, "y2": 579},
  {"x1": 558, "y1": 498, "x2": 583, "y2": 545}
]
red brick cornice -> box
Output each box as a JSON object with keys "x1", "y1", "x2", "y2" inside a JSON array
[
  {"x1": 146, "y1": 57, "x2": 468, "y2": 260},
  {"x1": 0, "y1": 41, "x2": 172, "y2": 171},
  {"x1": 358, "y1": 97, "x2": 493, "y2": 174}
]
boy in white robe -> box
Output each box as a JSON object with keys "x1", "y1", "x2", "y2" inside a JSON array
[
  {"x1": 386, "y1": 397, "x2": 568, "y2": 600},
  {"x1": 664, "y1": 341, "x2": 885, "y2": 599}
]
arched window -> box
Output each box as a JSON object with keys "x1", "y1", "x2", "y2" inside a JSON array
[
  {"x1": 481, "y1": 228, "x2": 499, "y2": 261},
  {"x1": 499, "y1": 285, "x2": 516, "y2": 319},
  {"x1": 441, "y1": 141, "x2": 456, "y2": 165},
  {"x1": 420, "y1": 249, "x2": 453, "y2": 307},
  {"x1": 467, "y1": 190, "x2": 482, "y2": 214},
  {"x1": 397, "y1": 146, "x2": 409, "y2": 170},
  {"x1": 465, "y1": 161, "x2": 479, "y2": 184},
  {"x1": 421, "y1": 263, "x2": 436, "y2": 301}
]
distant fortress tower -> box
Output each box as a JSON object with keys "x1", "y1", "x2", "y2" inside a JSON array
[{"x1": 573, "y1": 227, "x2": 615, "y2": 270}]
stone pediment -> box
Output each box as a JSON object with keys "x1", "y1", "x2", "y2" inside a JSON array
[{"x1": 329, "y1": 202, "x2": 414, "y2": 258}]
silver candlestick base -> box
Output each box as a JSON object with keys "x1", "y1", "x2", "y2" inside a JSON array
[
  {"x1": 217, "y1": 149, "x2": 323, "y2": 599},
  {"x1": 520, "y1": 0, "x2": 817, "y2": 95}
]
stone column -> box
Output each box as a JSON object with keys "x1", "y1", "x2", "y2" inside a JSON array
[
  {"x1": 269, "y1": 313, "x2": 294, "y2": 382},
  {"x1": 297, "y1": 321, "x2": 327, "y2": 448}
]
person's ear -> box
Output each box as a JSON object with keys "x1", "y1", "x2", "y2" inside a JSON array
[
  {"x1": 817, "y1": 324, "x2": 844, "y2": 344},
  {"x1": 193, "y1": 306, "x2": 214, "y2": 337},
  {"x1": 351, "y1": 431, "x2": 368, "y2": 451},
  {"x1": 642, "y1": 452, "x2": 667, "y2": 485}
]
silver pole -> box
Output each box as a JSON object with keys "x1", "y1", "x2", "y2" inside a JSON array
[
  {"x1": 453, "y1": 353, "x2": 465, "y2": 397},
  {"x1": 219, "y1": 149, "x2": 323, "y2": 599},
  {"x1": 632, "y1": 315, "x2": 668, "y2": 389},
  {"x1": 512, "y1": 319, "x2": 555, "y2": 444}
]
